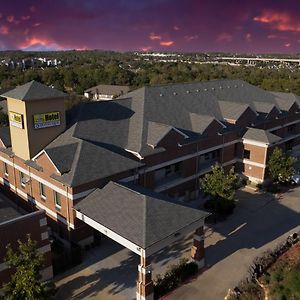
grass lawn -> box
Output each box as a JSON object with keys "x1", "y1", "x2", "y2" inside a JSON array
[{"x1": 261, "y1": 243, "x2": 300, "y2": 300}]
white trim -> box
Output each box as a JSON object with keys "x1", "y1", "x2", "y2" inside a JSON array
[
  {"x1": 32, "y1": 149, "x2": 46, "y2": 160},
  {"x1": 247, "y1": 175, "x2": 263, "y2": 183},
  {"x1": 4, "y1": 182, "x2": 75, "y2": 229},
  {"x1": 267, "y1": 119, "x2": 300, "y2": 132},
  {"x1": 239, "y1": 159, "x2": 266, "y2": 169},
  {"x1": 194, "y1": 234, "x2": 204, "y2": 242},
  {"x1": 43, "y1": 150, "x2": 61, "y2": 175},
  {"x1": 119, "y1": 175, "x2": 139, "y2": 183},
  {"x1": 136, "y1": 293, "x2": 154, "y2": 300},
  {"x1": 142, "y1": 140, "x2": 240, "y2": 173},
  {"x1": 242, "y1": 139, "x2": 268, "y2": 148},
  {"x1": 138, "y1": 264, "x2": 152, "y2": 274},
  {"x1": 37, "y1": 244, "x2": 51, "y2": 254},
  {"x1": 125, "y1": 148, "x2": 144, "y2": 160},
  {"x1": 0, "y1": 155, "x2": 94, "y2": 201},
  {"x1": 75, "y1": 210, "x2": 143, "y2": 255},
  {"x1": 154, "y1": 159, "x2": 236, "y2": 192}
]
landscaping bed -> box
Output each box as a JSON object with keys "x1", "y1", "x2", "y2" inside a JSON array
[{"x1": 227, "y1": 234, "x2": 300, "y2": 300}]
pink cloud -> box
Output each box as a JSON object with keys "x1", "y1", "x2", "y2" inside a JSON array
[
  {"x1": 0, "y1": 25, "x2": 9, "y2": 35},
  {"x1": 33, "y1": 23, "x2": 41, "y2": 27},
  {"x1": 267, "y1": 34, "x2": 288, "y2": 40},
  {"x1": 7, "y1": 15, "x2": 15, "y2": 23},
  {"x1": 185, "y1": 35, "x2": 199, "y2": 42},
  {"x1": 140, "y1": 46, "x2": 152, "y2": 52},
  {"x1": 173, "y1": 25, "x2": 179, "y2": 31},
  {"x1": 24, "y1": 28, "x2": 30, "y2": 35},
  {"x1": 216, "y1": 33, "x2": 232, "y2": 43},
  {"x1": 160, "y1": 40, "x2": 174, "y2": 46},
  {"x1": 19, "y1": 36, "x2": 63, "y2": 50},
  {"x1": 253, "y1": 10, "x2": 300, "y2": 32},
  {"x1": 285, "y1": 43, "x2": 291, "y2": 47},
  {"x1": 21, "y1": 15, "x2": 31, "y2": 21},
  {"x1": 149, "y1": 32, "x2": 161, "y2": 41}
]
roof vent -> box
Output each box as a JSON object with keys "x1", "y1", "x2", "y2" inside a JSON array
[
  {"x1": 196, "y1": 89, "x2": 199, "y2": 92},
  {"x1": 173, "y1": 92, "x2": 177, "y2": 95},
  {"x1": 234, "y1": 85, "x2": 238, "y2": 88},
  {"x1": 219, "y1": 86, "x2": 222, "y2": 89},
  {"x1": 204, "y1": 88, "x2": 208, "y2": 91},
  {"x1": 186, "y1": 90, "x2": 190, "y2": 94},
  {"x1": 159, "y1": 93, "x2": 163, "y2": 97},
  {"x1": 211, "y1": 87, "x2": 215, "y2": 90},
  {"x1": 227, "y1": 86, "x2": 230, "y2": 88}
]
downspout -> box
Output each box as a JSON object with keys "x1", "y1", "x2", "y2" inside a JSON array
[{"x1": 65, "y1": 185, "x2": 71, "y2": 242}]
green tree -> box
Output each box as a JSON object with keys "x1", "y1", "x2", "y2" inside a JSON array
[
  {"x1": 268, "y1": 147, "x2": 297, "y2": 183},
  {"x1": 3, "y1": 234, "x2": 53, "y2": 300},
  {"x1": 200, "y1": 163, "x2": 238, "y2": 201}
]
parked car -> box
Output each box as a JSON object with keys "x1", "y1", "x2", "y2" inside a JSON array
[{"x1": 290, "y1": 174, "x2": 300, "y2": 184}]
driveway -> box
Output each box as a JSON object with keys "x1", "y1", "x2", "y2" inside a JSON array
[
  {"x1": 169, "y1": 186, "x2": 300, "y2": 300},
  {"x1": 54, "y1": 186, "x2": 300, "y2": 300}
]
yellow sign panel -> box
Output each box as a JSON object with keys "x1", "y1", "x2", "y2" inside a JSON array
[
  {"x1": 33, "y1": 112, "x2": 60, "y2": 129},
  {"x1": 9, "y1": 112, "x2": 23, "y2": 129}
]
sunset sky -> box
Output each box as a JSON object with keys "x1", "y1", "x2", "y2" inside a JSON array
[{"x1": 1, "y1": 0, "x2": 300, "y2": 53}]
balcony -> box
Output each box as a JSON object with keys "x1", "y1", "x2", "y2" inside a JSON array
[{"x1": 154, "y1": 173, "x2": 184, "y2": 193}]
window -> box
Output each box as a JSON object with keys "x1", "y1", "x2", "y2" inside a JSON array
[
  {"x1": 39, "y1": 182, "x2": 46, "y2": 200},
  {"x1": 3, "y1": 162, "x2": 8, "y2": 176},
  {"x1": 54, "y1": 191, "x2": 61, "y2": 209},
  {"x1": 287, "y1": 124, "x2": 296, "y2": 133},
  {"x1": 243, "y1": 149, "x2": 251, "y2": 160},
  {"x1": 20, "y1": 172, "x2": 26, "y2": 187}
]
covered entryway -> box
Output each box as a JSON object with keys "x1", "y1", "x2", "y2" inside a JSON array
[{"x1": 75, "y1": 182, "x2": 208, "y2": 300}]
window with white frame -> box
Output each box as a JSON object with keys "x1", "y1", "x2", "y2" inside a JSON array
[
  {"x1": 39, "y1": 182, "x2": 46, "y2": 200},
  {"x1": 20, "y1": 171, "x2": 27, "y2": 187},
  {"x1": 3, "y1": 162, "x2": 8, "y2": 176},
  {"x1": 54, "y1": 191, "x2": 61, "y2": 209}
]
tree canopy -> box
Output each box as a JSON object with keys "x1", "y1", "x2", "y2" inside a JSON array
[
  {"x1": 200, "y1": 164, "x2": 238, "y2": 201},
  {"x1": 268, "y1": 147, "x2": 297, "y2": 183},
  {"x1": 3, "y1": 234, "x2": 53, "y2": 300}
]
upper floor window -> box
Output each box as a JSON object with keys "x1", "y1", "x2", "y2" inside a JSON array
[
  {"x1": 39, "y1": 182, "x2": 46, "y2": 200},
  {"x1": 287, "y1": 124, "x2": 296, "y2": 133},
  {"x1": 3, "y1": 162, "x2": 8, "y2": 176},
  {"x1": 54, "y1": 191, "x2": 61, "y2": 210},
  {"x1": 20, "y1": 171, "x2": 27, "y2": 187},
  {"x1": 243, "y1": 149, "x2": 251, "y2": 160}
]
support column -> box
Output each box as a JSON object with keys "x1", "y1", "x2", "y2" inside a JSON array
[
  {"x1": 136, "y1": 256, "x2": 154, "y2": 300},
  {"x1": 190, "y1": 227, "x2": 205, "y2": 269}
]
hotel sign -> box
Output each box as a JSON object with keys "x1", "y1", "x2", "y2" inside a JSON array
[
  {"x1": 9, "y1": 112, "x2": 23, "y2": 129},
  {"x1": 33, "y1": 112, "x2": 60, "y2": 129}
]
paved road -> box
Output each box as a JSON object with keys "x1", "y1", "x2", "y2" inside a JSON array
[
  {"x1": 54, "y1": 186, "x2": 300, "y2": 300},
  {"x1": 169, "y1": 187, "x2": 300, "y2": 300}
]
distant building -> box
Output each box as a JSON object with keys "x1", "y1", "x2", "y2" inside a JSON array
[
  {"x1": 84, "y1": 84, "x2": 130, "y2": 101},
  {"x1": 0, "y1": 195, "x2": 52, "y2": 287}
]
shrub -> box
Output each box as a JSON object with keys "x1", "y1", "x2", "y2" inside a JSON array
[
  {"x1": 204, "y1": 198, "x2": 236, "y2": 216},
  {"x1": 154, "y1": 258, "x2": 198, "y2": 299}
]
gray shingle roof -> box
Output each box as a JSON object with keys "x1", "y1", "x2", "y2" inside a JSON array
[
  {"x1": 75, "y1": 181, "x2": 208, "y2": 249},
  {"x1": 1, "y1": 80, "x2": 67, "y2": 101},
  {"x1": 243, "y1": 128, "x2": 281, "y2": 144},
  {"x1": 0, "y1": 127, "x2": 11, "y2": 148},
  {"x1": 0, "y1": 195, "x2": 23, "y2": 224},
  {"x1": 218, "y1": 101, "x2": 251, "y2": 121},
  {"x1": 85, "y1": 84, "x2": 130, "y2": 96}
]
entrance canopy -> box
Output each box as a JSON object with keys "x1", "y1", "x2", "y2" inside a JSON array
[{"x1": 75, "y1": 181, "x2": 208, "y2": 257}]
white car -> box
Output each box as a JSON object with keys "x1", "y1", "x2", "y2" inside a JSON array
[{"x1": 291, "y1": 174, "x2": 300, "y2": 184}]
